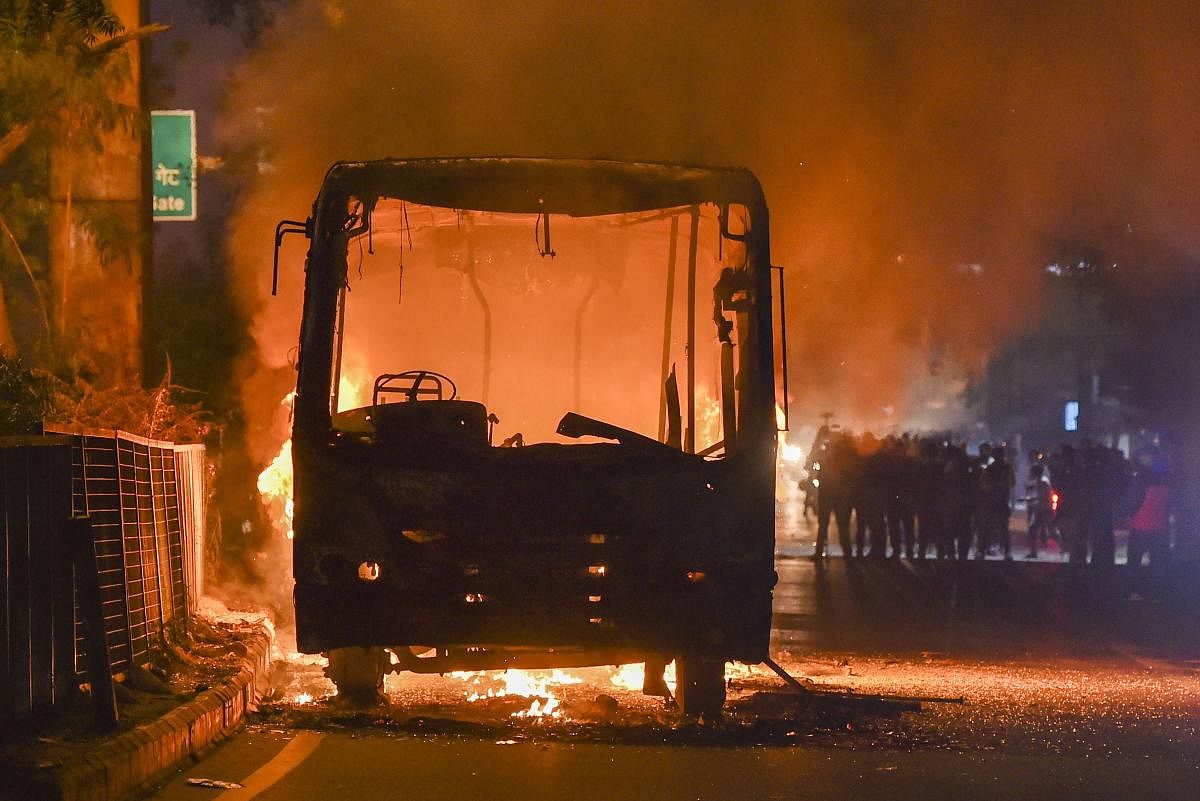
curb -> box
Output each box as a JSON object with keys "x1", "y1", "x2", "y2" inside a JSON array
[{"x1": 39, "y1": 625, "x2": 273, "y2": 801}]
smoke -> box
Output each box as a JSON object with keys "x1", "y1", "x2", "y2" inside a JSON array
[{"x1": 219, "y1": 0, "x2": 1200, "y2": 445}]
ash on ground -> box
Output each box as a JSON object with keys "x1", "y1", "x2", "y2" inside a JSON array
[{"x1": 254, "y1": 649, "x2": 1200, "y2": 759}]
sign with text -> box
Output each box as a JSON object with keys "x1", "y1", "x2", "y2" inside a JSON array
[{"x1": 150, "y1": 110, "x2": 196, "y2": 221}]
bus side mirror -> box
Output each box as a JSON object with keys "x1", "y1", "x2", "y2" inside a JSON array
[{"x1": 273, "y1": 218, "x2": 312, "y2": 296}]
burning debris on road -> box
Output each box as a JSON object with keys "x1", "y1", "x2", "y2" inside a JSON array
[
  {"x1": 253, "y1": 651, "x2": 936, "y2": 748},
  {"x1": 250, "y1": 646, "x2": 1200, "y2": 761}
]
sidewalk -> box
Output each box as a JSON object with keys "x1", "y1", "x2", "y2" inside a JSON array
[{"x1": 1, "y1": 606, "x2": 273, "y2": 801}]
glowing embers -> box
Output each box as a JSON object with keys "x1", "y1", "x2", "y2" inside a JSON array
[
  {"x1": 357, "y1": 561, "x2": 381, "y2": 581},
  {"x1": 587, "y1": 564, "x2": 607, "y2": 576},
  {"x1": 401, "y1": 529, "x2": 445, "y2": 543},
  {"x1": 450, "y1": 669, "x2": 583, "y2": 720}
]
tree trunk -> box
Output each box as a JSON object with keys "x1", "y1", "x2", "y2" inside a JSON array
[
  {"x1": 0, "y1": 123, "x2": 32, "y2": 167},
  {"x1": 48, "y1": 0, "x2": 145, "y2": 387},
  {"x1": 0, "y1": 213, "x2": 52, "y2": 366}
]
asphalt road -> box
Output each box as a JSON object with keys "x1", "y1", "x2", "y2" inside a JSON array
[
  {"x1": 146, "y1": 729, "x2": 1199, "y2": 801},
  {"x1": 142, "y1": 515, "x2": 1200, "y2": 801}
]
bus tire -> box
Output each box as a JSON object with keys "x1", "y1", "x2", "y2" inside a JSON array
[{"x1": 327, "y1": 646, "x2": 386, "y2": 705}]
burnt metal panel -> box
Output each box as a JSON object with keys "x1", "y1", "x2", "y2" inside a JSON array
[
  {"x1": 2, "y1": 430, "x2": 204, "y2": 717},
  {"x1": 173, "y1": 446, "x2": 206, "y2": 611},
  {"x1": 319, "y1": 158, "x2": 768, "y2": 217},
  {"x1": 54, "y1": 431, "x2": 199, "y2": 677},
  {"x1": 291, "y1": 159, "x2": 778, "y2": 666},
  {"x1": 70, "y1": 434, "x2": 135, "y2": 676},
  {"x1": 119, "y1": 436, "x2": 163, "y2": 664},
  {"x1": 0, "y1": 437, "x2": 74, "y2": 722},
  {"x1": 3, "y1": 446, "x2": 33, "y2": 719}
]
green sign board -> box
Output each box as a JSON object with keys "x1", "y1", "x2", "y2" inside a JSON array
[{"x1": 150, "y1": 110, "x2": 196, "y2": 221}]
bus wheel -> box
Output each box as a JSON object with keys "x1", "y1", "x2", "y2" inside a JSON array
[
  {"x1": 327, "y1": 646, "x2": 387, "y2": 705},
  {"x1": 675, "y1": 657, "x2": 726, "y2": 718}
]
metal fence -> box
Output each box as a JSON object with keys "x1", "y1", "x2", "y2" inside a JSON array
[
  {"x1": 175, "y1": 445, "x2": 207, "y2": 613},
  {"x1": 0, "y1": 437, "x2": 75, "y2": 721},
  {"x1": 1, "y1": 431, "x2": 206, "y2": 722}
]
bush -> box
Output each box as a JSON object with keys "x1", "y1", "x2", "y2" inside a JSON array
[
  {"x1": 0, "y1": 351, "x2": 56, "y2": 435},
  {"x1": 49, "y1": 370, "x2": 215, "y2": 443}
]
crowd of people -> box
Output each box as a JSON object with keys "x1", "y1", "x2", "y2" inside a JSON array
[{"x1": 800, "y1": 427, "x2": 1173, "y2": 571}]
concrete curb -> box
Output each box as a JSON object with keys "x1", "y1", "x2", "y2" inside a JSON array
[{"x1": 39, "y1": 625, "x2": 273, "y2": 801}]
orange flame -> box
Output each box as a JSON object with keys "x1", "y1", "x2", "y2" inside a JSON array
[
  {"x1": 450, "y1": 669, "x2": 583, "y2": 719},
  {"x1": 257, "y1": 392, "x2": 296, "y2": 539}
]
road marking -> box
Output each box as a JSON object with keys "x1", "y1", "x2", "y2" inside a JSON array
[
  {"x1": 1108, "y1": 644, "x2": 1184, "y2": 674},
  {"x1": 216, "y1": 731, "x2": 324, "y2": 800}
]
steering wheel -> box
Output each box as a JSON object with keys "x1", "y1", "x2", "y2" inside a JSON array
[{"x1": 373, "y1": 371, "x2": 458, "y2": 405}]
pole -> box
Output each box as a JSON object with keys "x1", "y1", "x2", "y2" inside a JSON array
[
  {"x1": 685, "y1": 207, "x2": 699, "y2": 454},
  {"x1": 657, "y1": 216, "x2": 679, "y2": 442}
]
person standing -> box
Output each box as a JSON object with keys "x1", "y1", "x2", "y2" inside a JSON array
[
  {"x1": 1025, "y1": 463, "x2": 1054, "y2": 559},
  {"x1": 883, "y1": 436, "x2": 915, "y2": 559},
  {"x1": 915, "y1": 439, "x2": 942, "y2": 559},
  {"x1": 1087, "y1": 445, "x2": 1129, "y2": 566},
  {"x1": 1121, "y1": 446, "x2": 1171, "y2": 596},
  {"x1": 855, "y1": 434, "x2": 889, "y2": 558},
  {"x1": 814, "y1": 432, "x2": 856, "y2": 559},
  {"x1": 1051, "y1": 445, "x2": 1087, "y2": 563},
  {"x1": 972, "y1": 443, "x2": 993, "y2": 558},
  {"x1": 939, "y1": 444, "x2": 974, "y2": 560},
  {"x1": 984, "y1": 444, "x2": 1015, "y2": 560}
]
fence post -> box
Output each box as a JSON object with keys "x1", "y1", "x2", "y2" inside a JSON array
[{"x1": 69, "y1": 515, "x2": 119, "y2": 730}]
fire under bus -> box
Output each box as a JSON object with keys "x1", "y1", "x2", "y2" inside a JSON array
[{"x1": 276, "y1": 158, "x2": 789, "y2": 717}]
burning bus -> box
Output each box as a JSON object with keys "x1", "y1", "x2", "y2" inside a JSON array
[{"x1": 276, "y1": 158, "x2": 786, "y2": 716}]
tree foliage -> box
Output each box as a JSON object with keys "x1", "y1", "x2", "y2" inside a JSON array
[
  {"x1": 0, "y1": 350, "x2": 55, "y2": 434},
  {"x1": 0, "y1": 1, "x2": 121, "y2": 40},
  {"x1": 191, "y1": 0, "x2": 286, "y2": 45},
  {"x1": 0, "y1": 2, "x2": 163, "y2": 367},
  {"x1": 0, "y1": 1, "x2": 135, "y2": 153}
]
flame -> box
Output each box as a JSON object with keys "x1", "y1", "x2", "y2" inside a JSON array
[
  {"x1": 450, "y1": 669, "x2": 583, "y2": 719},
  {"x1": 695, "y1": 385, "x2": 723, "y2": 451},
  {"x1": 513, "y1": 697, "x2": 559, "y2": 718},
  {"x1": 774, "y1": 403, "x2": 803, "y2": 462},
  {"x1": 257, "y1": 365, "x2": 373, "y2": 542},
  {"x1": 608, "y1": 660, "x2": 760, "y2": 694},
  {"x1": 257, "y1": 392, "x2": 296, "y2": 540},
  {"x1": 337, "y1": 370, "x2": 371, "y2": 412},
  {"x1": 292, "y1": 692, "x2": 314, "y2": 705},
  {"x1": 608, "y1": 662, "x2": 678, "y2": 694}
]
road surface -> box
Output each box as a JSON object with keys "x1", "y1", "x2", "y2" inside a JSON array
[{"x1": 144, "y1": 515, "x2": 1200, "y2": 800}]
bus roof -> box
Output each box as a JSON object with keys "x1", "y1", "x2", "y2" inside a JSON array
[{"x1": 317, "y1": 157, "x2": 767, "y2": 218}]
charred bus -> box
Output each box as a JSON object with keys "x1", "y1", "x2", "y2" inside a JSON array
[{"x1": 278, "y1": 158, "x2": 786, "y2": 715}]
